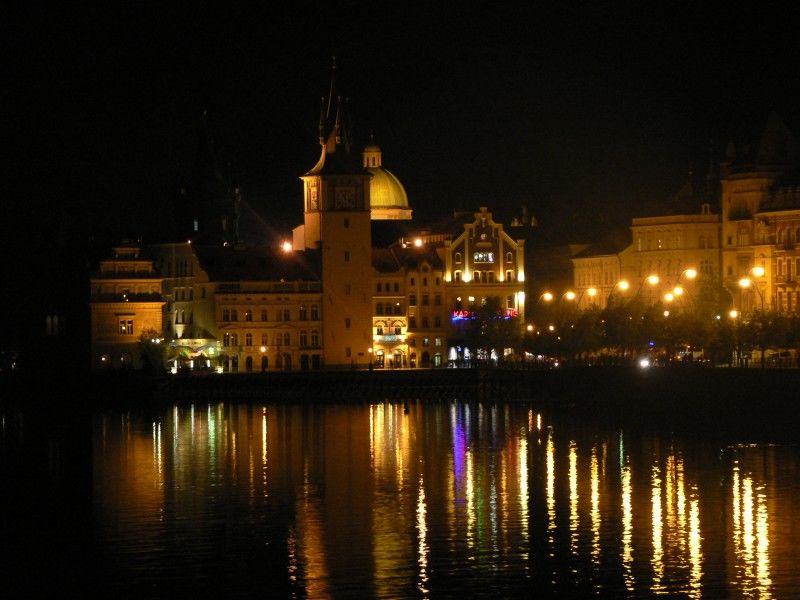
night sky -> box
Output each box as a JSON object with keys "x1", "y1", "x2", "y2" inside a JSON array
[{"x1": 7, "y1": 3, "x2": 800, "y2": 252}]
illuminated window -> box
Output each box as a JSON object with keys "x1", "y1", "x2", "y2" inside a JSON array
[
  {"x1": 473, "y1": 252, "x2": 494, "y2": 263},
  {"x1": 118, "y1": 319, "x2": 133, "y2": 335}
]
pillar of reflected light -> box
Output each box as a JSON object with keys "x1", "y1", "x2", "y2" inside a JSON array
[
  {"x1": 651, "y1": 464, "x2": 664, "y2": 594},
  {"x1": 416, "y1": 474, "x2": 429, "y2": 596}
]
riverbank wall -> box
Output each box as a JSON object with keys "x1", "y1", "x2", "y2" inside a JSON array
[{"x1": 3, "y1": 366, "x2": 798, "y2": 438}]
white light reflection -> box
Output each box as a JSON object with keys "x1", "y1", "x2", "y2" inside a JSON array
[
  {"x1": 466, "y1": 449, "x2": 475, "y2": 549},
  {"x1": 417, "y1": 474, "x2": 429, "y2": 597}
]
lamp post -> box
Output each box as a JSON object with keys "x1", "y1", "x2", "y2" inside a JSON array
[
  {"x1": 738, "y1": 272, "x2": 766, "y2": 368},
  {"x1": 729, "y1": 309, "x2": 740, "y2": 367}
]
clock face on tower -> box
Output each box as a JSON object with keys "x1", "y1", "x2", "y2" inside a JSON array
[{"x1": 334, "y1": 187, "x2": 355, "y2": 209}]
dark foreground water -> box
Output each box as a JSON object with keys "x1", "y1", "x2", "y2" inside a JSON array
[{"x1": 3, "y1": 394, "x2": 800, "y2": 598}]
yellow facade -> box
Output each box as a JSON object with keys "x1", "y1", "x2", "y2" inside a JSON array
[{"x1": 90, "y1": 245, "x2": 164, "y2": 368}]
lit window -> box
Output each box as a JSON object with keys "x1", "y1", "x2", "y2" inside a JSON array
[{"x1": 118, "y1": 319, "x2": 134, "y2": 335}]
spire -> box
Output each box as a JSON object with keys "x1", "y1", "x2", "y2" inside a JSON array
[{"x1": 305, "y1": 57, "x2": 363, "y2": 176}]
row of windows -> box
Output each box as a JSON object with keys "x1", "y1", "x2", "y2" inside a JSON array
[
  {"x1": 407, "y1": 277, "x2": 441, "y2": 287},
  {"x1": 375, "y1": 326, "x2": 403, "y2": 335},
  {"x1": 407, "y1": 337, "x2": 443, "y2": 347},
  {"x1": 408, "y1": 316, "x2": 442, "y2": 329},
  {"x1": 408, "y1": 294, "x2": 441, "y2": 307},
  {"x1": 376, "y1": 282, "x2": 401, "y2": 292},
  {"x1": 223, "y1": 331, "x2": 320, "y2": 348},
  {"x1": 376, "y1": 302, "x2": 403, "y2": 315},
  {"x1": 221, "y1": 306, "x2": 319, "y2": 322},
  {"x1": 454, "y1": 252, "x2": 514, "y2": 264},
  {"x1": 453, "y1": 270, "x2": 515, "y2": 282}
]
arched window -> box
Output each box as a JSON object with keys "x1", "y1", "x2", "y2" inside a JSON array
[
  {"x1": 454, "y1": 271, "x2": 462, "y2": 282},
  {"x1": 261, "y1": 356, "x2": 269, "y2": 371},
  {"x1": 455, "y1": 252, "x2": 462, "y2": 264},
  {"x1": 506, "y1": 252, "x2": 512, "y2": 263}
]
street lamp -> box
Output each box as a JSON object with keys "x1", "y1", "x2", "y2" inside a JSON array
[
  {"x1": 738, "y1": 275, "x2": 766, "y2": 368},
  {"x1": 729, "y1": 309, "x2": 741, "y2": 367}
]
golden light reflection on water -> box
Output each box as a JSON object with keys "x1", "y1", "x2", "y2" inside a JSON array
[
  {"x1": 651, "y1": 463, "x2": 664, "y2": 593},
  {"x1": 546, "y1": 428, "x2": 556, "y2": 557},
  {"x1": 688, "y1": 488, "x2": 702, "y2": 599},
  {"x1": 590, "y1": 445, "x2": 600, "y2": 566},
  {"x1": 89, "y1": 402, "x2": 800, "y2": 598},
  {"x1": 518, "y1": 431, "x2": 529, "y2": 561},
  {"x1": 731, "y1": 461, "x2": 773, "y2": 598},
  {"x1": 621, "y1": 453, "x2": 634, "y2": 592},
  {"x1": 417, "y1": 474, "x2": 429, "y2": 597},
  {"x1": 569, "y1": 440, "x2": 579, "y2": 562}
]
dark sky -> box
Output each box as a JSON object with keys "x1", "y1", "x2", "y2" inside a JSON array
[{"x1": 7, "y1": 3, "x2": 800, "y2": 251}]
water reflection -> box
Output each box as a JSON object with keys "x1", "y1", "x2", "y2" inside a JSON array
[{"x1": 85, "y1": 402, "x2": 800, "y2": 597}]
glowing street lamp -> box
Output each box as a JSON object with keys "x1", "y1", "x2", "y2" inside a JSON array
[
  {"x1": 281, "y1": 240, "x2": 293, "y2": 253},
  {"x1": 739, "y1": 274, "x2": 766, "y2": 368}
]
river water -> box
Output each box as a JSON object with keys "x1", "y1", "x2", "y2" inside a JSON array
[{"x1": 3, "y1": 396, "x2": 800, "y2": 598}]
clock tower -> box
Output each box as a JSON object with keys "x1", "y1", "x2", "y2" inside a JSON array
[{"x1": 300, "y1": 72, "x2": 373, "y2": 368}]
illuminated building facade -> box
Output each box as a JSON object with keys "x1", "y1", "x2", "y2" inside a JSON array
[
  {"x1": 89, "y1": 244, "x2": 165, "y2": 368},
  {"x1": 720, "y1": 112, "x2": 800, "y2": 313},
  {"x1": 89, "y1": 71, "x2": 527, "y2": 371}
]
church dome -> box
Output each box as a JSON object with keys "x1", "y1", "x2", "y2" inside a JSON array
[{"x1": 363, "y1": 143, "x2": 412, "y2": 220}]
